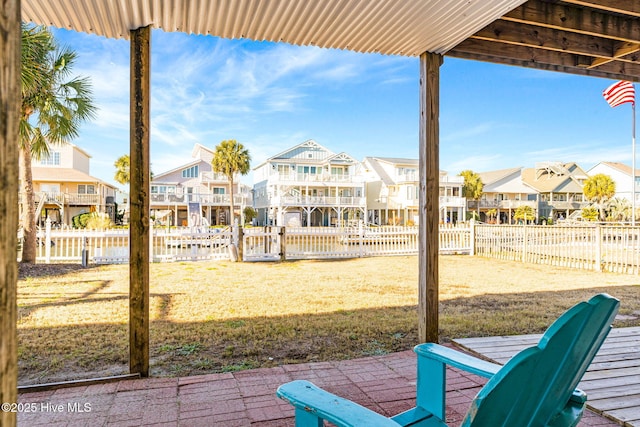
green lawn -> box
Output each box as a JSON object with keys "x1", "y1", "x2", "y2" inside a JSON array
[{"x1": 17, "y1": 256, "x2": 640, "y2": 385}]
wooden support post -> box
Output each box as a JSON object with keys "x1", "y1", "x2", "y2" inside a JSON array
[
  {"x1": 237, "y1": 226, "x2": 244, "y2": 261},
  {"x1": 418, "y1": 52, "x2": 442, "y2": 343},
  {"x1": 0, "y1": 1, "x2": 21, "y2": 425},
  {"x1": 280, "y1": 227, "x2": 286, "y2": 261},
  {"x1": 129, "y1": 25, "x2": 151, "y2": 377}
]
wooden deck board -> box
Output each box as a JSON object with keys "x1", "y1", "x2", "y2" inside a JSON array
[{"x1": 454, "y1": 327, "x2": 640, "y2": 427}]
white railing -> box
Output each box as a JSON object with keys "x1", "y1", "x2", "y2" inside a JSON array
[
  {"x1": 275, "y1": 195, "x2": 366, "y2": 207},
  {"x1": 29, "y1": 224, "x2": 233, "y2": 264},
  {"x1": 23, "y1": 221, "x2": 640, "y2": 275},
  {"x1": 242, "y1": 224, "x2": 471, "y2": 261},
  {"x1": 150, "y1": 193, "x2": 247, "y2": 205},
  {"x1": 267, "y1": 172, "x2": 364, "y2": 184},
  {"x1": 473, "y1": 224, "x2": 640, "y2": 274}
]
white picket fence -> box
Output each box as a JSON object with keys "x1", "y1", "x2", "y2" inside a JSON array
[
  {"x1": 474, "y1": 223, "x2": 640, "y2": 274},
  {"x1": 25, "y1": 223, "x2": 470, "y2": 264},
  {"x1": 27, "y1": 222, "x2": 640, "y2": 275},
  {"x1": 30, "y1": 223, "x2": 233, "y2": 264}
]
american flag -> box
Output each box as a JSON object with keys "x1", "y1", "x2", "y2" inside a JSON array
[{"x1": 603, "y1": 80, "x2": 635, "y2": 107}]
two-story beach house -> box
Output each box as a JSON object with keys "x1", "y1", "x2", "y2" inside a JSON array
[
  {"x1": 521, "y1": 162, "x2": 589, "y2": 221},
  {"x1": 362, "y1": 157, "x2": 466, "y2": 225},
  {"x1": 252, "y1": 140, "x2": 365, "y2": 227},
  {"x1": 21, "y1": 142, "x2": 117, "y2": 226},
  {"x1": 150, "y1": 143, "x2": 251, "y2": 227},
  {"x1": 473, "y1": 167, "x2": 538, "y2": 224}
]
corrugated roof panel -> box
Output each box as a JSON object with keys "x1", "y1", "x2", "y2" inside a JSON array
[{"x1": 22, "y1": 0, "x2": 528, "y2": 56}]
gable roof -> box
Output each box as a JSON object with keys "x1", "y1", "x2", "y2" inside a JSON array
[
  {"x1": 372, "y1": 157, "x2": 419, "y2": 167},
  {"x1": 192, "y1": 143, "x2": 215, "y2": 162},
  {"x1": 521, "y1": 162, "x2": 587, "y2": 193},
  {"x1": 363, "y1": 157, "x2": 394, "y2": 186},
  {"x1": 31, "y1": 168, "x2": 116, "y2": 188},
  {"x1": 267, "y1": 140, "x2": 332, "y2": 161},
  {"x1": 478, "y1": 167, "x2": 522, "y2": 186},
  {"x1": 589, "y1": 161, "x2": 640, "y2": 177}
]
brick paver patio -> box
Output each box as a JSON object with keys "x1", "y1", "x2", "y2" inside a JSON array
[{"x1": 17, "y1": 348, "x2": 620, "y2": 426}]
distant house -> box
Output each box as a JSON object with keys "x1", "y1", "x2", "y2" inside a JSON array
[
  {"x1": 474, "y1": 167, "x2": 537, "y2": 224},
  {"x1": 150, "y1": 143, "x2": 252, "y2": 226},
  {"x1": 22, "y1": 142, "x2": 117, "y2": 226},
  {"x1": 587, "y1": 161, "x2": 640, "y2": 204},
  {"x1": 521, "y1": 162, "x2": 589, "y2": 221},
  {"x1": 362, "y1": 157, "x2": 465, "y2": 225},
  {"x1": 252, "y1": 140, "x2": 365, "y2": 226}
]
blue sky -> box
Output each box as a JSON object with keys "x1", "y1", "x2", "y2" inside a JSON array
[{"x1": 53, "y1": 28, "x2": 636, "y2": 189}]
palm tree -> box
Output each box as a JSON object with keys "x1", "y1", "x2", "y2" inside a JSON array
[
  {"x1": 583, "y1": 173, "x2": 616, "y2": 221},
  {"x1": 113, "y1": 154, "x2": 153, "y2": 186},
  {"x1": 459, "y1": 170, "x2": 484, "y2": 218},
  {"x1": 19, "y1": 25, "x2": 96, "y2": 263},
  {"x1": 211, "y1": 140, "x2": 251, "y2": 225},
  {"x1": 607, "y1": 197, "x2": 630, "y2": 222},
  {"x1": 514, "y1": 205, "x2": 535, "y2": 224},
  {"x1": 114, "y1": 154, "x2": 130, "y2": 185}
]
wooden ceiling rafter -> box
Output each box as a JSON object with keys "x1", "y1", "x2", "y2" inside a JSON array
[{"x1": 448, "y1": 0, "x2": 640, "y2": 81}]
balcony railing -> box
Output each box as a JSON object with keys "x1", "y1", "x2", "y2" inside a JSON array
[
  {"x1": 440, "y1": 196, "x2": 466, "y2": 207},
  {"x1": 19, "y1": 192, "x2": 106, "y2": 206},
  {"x1": 273, "y1": 195, "x2": 366, "y2": 207},
  {"x1": 267, "y1": 172, "x2": 363, "y2": 184},
  {"x1": 150, "y1": 192, "x2": 248, "y2": 206},
  {"x1": 469, "y1": 200, "x2": 537, "y2": 209}
]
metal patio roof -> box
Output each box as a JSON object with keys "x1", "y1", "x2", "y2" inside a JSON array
[
  {"x1": 21, "y1": 0, "x2": 527, "y2": 56},
  {"x1": 21, "y1": 1, "x2": 640, "y2": 81}
]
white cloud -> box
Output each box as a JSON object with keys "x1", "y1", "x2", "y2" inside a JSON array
[{"x1": 444, "y1": 154, "x2": 504, "y2": 174}]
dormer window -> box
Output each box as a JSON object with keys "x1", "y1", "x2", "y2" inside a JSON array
[
  {"x1": 182, "y1": 165, "x2": 199, "y2": 178},
  {"x1": 40, "y1": 151, "x2": 61, "y2": 166}
]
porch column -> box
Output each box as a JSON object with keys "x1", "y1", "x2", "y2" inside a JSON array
[
  {"x1": 1, "y1": 1, "x2": 21, "y2": 425},
  {"x1": 129, "y1": 25, "x2": 151, "y2": 377},
  {"x1": 418, "y1": 51, "x2": 442, "y2": 343}
]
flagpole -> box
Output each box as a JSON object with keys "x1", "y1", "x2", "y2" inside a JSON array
[{"x1": 633, "y1": 100, "x2": 636, "y2": 227}]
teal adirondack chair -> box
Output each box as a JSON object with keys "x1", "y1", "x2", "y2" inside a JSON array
[{"x1": 277, "y1": 293, "x2": 619, "y2": 427}]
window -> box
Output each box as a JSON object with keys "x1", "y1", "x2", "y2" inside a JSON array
[
  {"x1": 182, "y1": 165, "x2": 199, "y2": 178},
  {"x1": 78, "y1": 184, "x2": 96, "y2": 194},
  {"x1": 40, "y1": 152, "x2": 61, "y2": 166},
  {"x1": 152, "y1": 186, "x2": 169, "y2": 194},
  {"x1": 407, "y1": 185, "x2": 416, "y2": 200},
  {"x1": 213, "y1": 187, "x2": 225, "y2": 194}
]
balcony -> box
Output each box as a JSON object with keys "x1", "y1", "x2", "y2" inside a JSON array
[
  {"x1": 440, "y1": 196, "x2": 466, "y2": 207},
  {"x1": 267, "y1": 171, "x2": 363, "y2": 185},
  {"x1": 150, "y1": 192, "x2": 248, "y2": 206},
  {"x1": 20, "y1": 192, "x2": 104, "y2": 206},
  {"x1": 468, "y1": 200, "x2": 537, "y2": 209},
  {"x1": 273, "y1": 195, "x2": 366, "y2": 207}
]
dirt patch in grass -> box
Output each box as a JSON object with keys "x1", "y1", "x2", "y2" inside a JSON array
[{"x1": 17, "y1": 256, "x2": 640, "y2": 385}]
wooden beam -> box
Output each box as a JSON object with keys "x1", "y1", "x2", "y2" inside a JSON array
[
  {"x1": 418, "y1": 52, "x2": 442, "y2": 343},
  {"x1": 450, "y1": 38, "x2": 640, "y2": 81},
  {"x1": 472, "y1": 20, "x2": 616, "y2": 61},
  {"x1": 558, "y1": 0, "x2": 640, "y2": 18},
  {"x1": 1, "y1": 1, "x2": 21, "y2": 426},
  {"x1": 129, "y1": 25, "x2": 151, "y2": 377},
  {"x1": 504, "y1": 0, "x2": 640, "y2": 43},
  {"x1": 589, "y1": 42, "x2": 640, "y2": 69}
]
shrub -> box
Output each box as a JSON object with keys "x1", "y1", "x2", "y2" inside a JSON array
[{"x1": 86, "y1": 212, "x2": 114, "y2": 229}]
